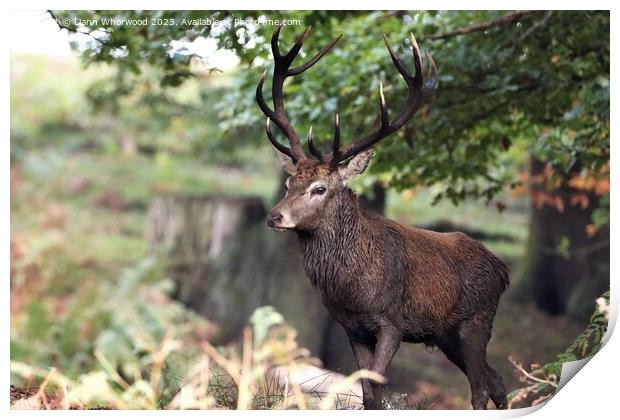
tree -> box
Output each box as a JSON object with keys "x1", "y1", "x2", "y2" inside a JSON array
[{"x1": 50, "y1": 10, "x2": 609, "y2": 318}]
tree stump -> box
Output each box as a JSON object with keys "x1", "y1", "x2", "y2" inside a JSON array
[{"x1": 146, "y1": 195, "x2": 343, "y2": 358}]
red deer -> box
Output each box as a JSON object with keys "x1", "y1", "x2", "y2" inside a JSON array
[{"x1": 256, "y1": 26, "x2": 509, "y2": 410}]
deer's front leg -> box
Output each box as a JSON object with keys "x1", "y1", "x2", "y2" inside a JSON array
[
  {"x1": 348, "y1": 336, "x2": 377, "y2": 409},
  {"x1": 368, "y1": 323, "x2": 401, "y2": 409}
]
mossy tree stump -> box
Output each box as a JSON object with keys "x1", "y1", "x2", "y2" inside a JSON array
[{"x1": 146, "y1": 195, "x2": 347, "y2": 360}]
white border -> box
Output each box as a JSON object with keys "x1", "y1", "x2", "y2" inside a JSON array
[{"x1": 4, "y1": 2, "x2": 617, "y2": 419}]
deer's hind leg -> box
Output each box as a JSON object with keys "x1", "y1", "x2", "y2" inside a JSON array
[
  {"x1": 485, "y1": 362, "x2": 507, "y2": 409},
  {"x1": 437, "y1": 315, "x2": 497, "y2": 410}
]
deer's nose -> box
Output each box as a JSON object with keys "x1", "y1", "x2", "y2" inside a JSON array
[{"x1": 266, "y1": 212, "x2": 283, "y2": 227}]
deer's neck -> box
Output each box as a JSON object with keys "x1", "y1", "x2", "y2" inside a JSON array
[{"x1": 296, "y1": 189, "x2": 368, "y2": 290}]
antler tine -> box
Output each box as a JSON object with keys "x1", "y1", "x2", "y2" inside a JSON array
[
  {"x1": 256, "y1": 72, "x2": 277, "y2": 124},
  {"x1": 379, "y1": 82, "x2": 389, "y2": 127},
  {"x1": 330, "y1": 33, "x2": 437, "y2": 165},
  {"x1": 332, "y1": 113, "x2": 341, "y2": 159},
  {"x1": 289, "y1": 34, "x2": 343, "y2": 76},
  {"x1": 271, "y1": 25, "x2": 283, "y2": 59},
  {"x1": 256, "y1": 71, "x2": 304, "y2": 160},
  {"x1": 383, "y1": 34, "x2": 413, "y2": 82},
  {"x1": 423, "y1": 50, "x2": 438, "y2": 91},
  {"x1": 285, "y1": 26, "x2": 312, "y2": 65},
  {"x1": 409, "y1": 33, "x2": 423, "y2": 86},
  {"x1": 307, "y1": 126, "x2": 324, "y2": 160},
  {"x1": 265, "y1": 118, "x2": 292, "y2": 156}
]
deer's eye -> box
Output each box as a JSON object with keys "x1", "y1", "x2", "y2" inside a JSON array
[{"x1": 312, "y1": 186, "x2": 327, "y2": 196}]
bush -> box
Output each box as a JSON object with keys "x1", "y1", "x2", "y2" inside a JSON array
[{"x1": 507, "y1": 290, "x2": 610, "y2": 408}]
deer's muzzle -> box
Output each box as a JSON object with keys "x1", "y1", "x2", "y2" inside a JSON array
[{"x1": 266, "y1": 211, "x2": 289, "y2": 232}]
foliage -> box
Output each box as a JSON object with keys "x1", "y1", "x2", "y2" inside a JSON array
[
  {"x1": 11, "y1": 252, "x2": 209, "y2": 406},
  {"x1": 507, "y1": 290, "x2": 610, "y2": 408},
  {"x1": 49, "y1": 10, "x2": 609, "y2": 214},
  {"x1": 12, "y1": 301, "x2": 381, "y2": 409}
]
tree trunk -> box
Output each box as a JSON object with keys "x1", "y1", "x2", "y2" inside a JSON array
[
  {"x1": 358, "y1": 181, "x2": 387, "y2": 214},
  {"x1": 518, "y1": 158, "x2": 609, "y2": 321},
  {"x1": 146, "y1": 195, "x2": 334, "y2": 355}
]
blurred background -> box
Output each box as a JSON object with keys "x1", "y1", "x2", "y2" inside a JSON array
[{"x1": 10, "y1": 10, "x2": 609, "y2": 409}]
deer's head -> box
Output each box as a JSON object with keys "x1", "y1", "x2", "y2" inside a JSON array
[{"x1": 257, "y1": 26, "x2": 437, "y2": 232}]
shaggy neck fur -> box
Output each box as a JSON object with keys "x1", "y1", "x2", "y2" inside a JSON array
[{"x1": 296, "y1": 188, "x2": 367, "y2": 292}]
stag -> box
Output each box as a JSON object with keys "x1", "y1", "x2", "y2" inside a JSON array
[{"x1": 256, "y1": 26, "x2": 509, "y2": 410}]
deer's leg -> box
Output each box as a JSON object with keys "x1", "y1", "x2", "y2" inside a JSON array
[
  {"x1": 367, "y1": 323, "x2": 401, "y2": 409},
  {"x1": 485, "y1": 362, "x2": 507, "y2": 409},
  {"x1": 439, "y1": 327, "x2": 505, "y2": 410},
  {"x1": 457, "y1": 317, "x2": 493, "y2": 410},
  {"x1": 348, "y1": 337, "x2": 377, "y2": 409}
]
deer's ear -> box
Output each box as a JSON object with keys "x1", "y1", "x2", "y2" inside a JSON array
[
  {"x1": 338, "y1": 149, "x2": 374, "y2": 184},
  {"x1": 272, "y1": 146, "x2": 298, "y2": 175}
]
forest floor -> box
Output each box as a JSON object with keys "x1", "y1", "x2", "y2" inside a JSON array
[
  {"x1": 9, "y1": 295, "x2": 585, "y2": 410},
  {"x1": 10, "y1": 294, "x2": 584, "y2": 410}
]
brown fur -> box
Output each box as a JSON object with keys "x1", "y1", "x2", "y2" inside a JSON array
[{"x1": 268, "y1": 161, "x2": 509, "y2": 409}]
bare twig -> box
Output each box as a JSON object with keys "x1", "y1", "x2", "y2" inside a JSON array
[
  {"x1": 150, "y1": 328, "x2": 181, "y2": 399},
  {"x1": 201, "y1": 341, "x2": 241, "y2": 383},
  {"x1": 508, "y1": 356, "x2": 558, "y2": 389},
  {"x1": 426, "y1": 11, "x2": 541, "y2": 41},
  {"x1": 47, "y1": 10, "x2": 118, "y2": 49},
  {"x1": 237, "y1": 327, "x2": 254, "y2": 409},
  {"x1": 519, "y1": 11, "x2": 555, "y2": 43},
  {"x1": 319, "y1": 369, "x2": 385, "y2": 410},
  {"x1": 33, "y1": 368, "x2": 56, "y2": 410},
  {"x1": 94, "y1": 350, "x2": 131, "y2": 390}
]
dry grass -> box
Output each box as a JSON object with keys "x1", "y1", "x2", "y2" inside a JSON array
[{"x1": 11, "y1": 323, "x2": 384, "y2": 410}]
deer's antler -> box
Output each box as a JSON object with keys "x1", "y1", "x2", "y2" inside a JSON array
[
  {"x1": 322, "y1": 33, "x2": 438, "y2": 167},
  {"x1": 256, "y1": 25, "x2": 342, "y2": 163},
  {"x1": 257, "y1": 28, "x2": 437, "y2": 167}
]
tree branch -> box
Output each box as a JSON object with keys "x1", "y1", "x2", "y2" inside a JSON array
[
  {"x1": 426, "y1": 11, "x2": 542, "y2": 41},
  {"x1": 47, "y1": 10, "x2": 118, "y2": 49},
  {"x1": 518, "y1": 11, "x2": 555, "y2": 43}
]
